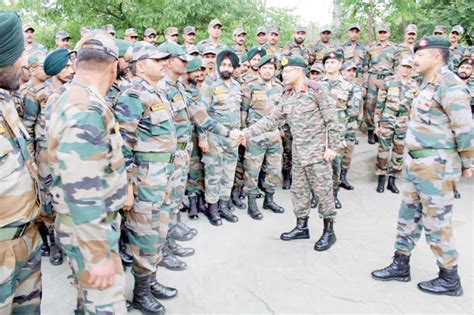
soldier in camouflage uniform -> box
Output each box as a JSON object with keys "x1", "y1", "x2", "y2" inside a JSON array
[
  {"x1": 372, "y1": 36, "x2": 474, "y2": 297},
  {"x1": 47, "y1": 30, "x2": 128, "y2": 314},
  {"x1": 283, "y1": 26, "x2": 313, "y2": 66},
  {"x1": 0, "y1": 11, "x2": 42, "y2": 314},
  {"x1": 23, "y1": 24, "x2": 47, "y2": 56},
  {"x1": 448, "y1": 25, "x2": 470, "y2": 72},
  {"x1": 396, "y1": 24, "x2": 417, "y2": 67},
  {"x1": 231, "y1": 27, "x2": 247, "y2": 58},
  {"x1": 365, "y1": 24, "x2": 398, "y2": 144},
  {"x1": 313, "y1": 25, "x2": 337, "y2": 66},
  {"x1": 242, "y1": 46, "x2": 266, "y2": 83},
  {"x1": 182, "y1": 26, "x2": 197, "y2": 51},
  {"x1": 242, "y1": 55, "x2": 285, "y2": 219},
  {"x1": 114, "y1": 42, "x2": 178, "y2": 314},
  {"x1": 341, "y1": 24, "x2": 368, "y2": 86},
  {"x1": 197, "y1": 19, "x2": 227, "y2": 54},
  {"x1": 255, "y1": 26, "x2": 269, "y2": 50},
  {"x1": 243, "y1": 56, "x2": 342, "y2": 252},
  {"x1": 374, "y1": 57, "x2": 417, "y2": 194}
]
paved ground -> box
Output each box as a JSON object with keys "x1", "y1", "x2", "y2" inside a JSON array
[{"x1": 42, "y1": 138, "x2": 473, "y2": 314}]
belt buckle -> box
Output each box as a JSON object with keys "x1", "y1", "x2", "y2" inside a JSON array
[{"x1": 14, "y1": 223, "x2": 29, "y2": 239}]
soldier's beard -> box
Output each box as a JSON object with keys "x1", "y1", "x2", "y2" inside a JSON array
[
  {"x1": 0, "y1": 66, "x2": 21, "y2": 91},
  {"x1": 219, "y1": 71, "x2": 233, "y2": 80},
  {"x1": 457, "y1": 72, "x2": 470, "y2": 80},
  {"x1": 294, "y1": 38, "x2": 304, "y2": 45}
]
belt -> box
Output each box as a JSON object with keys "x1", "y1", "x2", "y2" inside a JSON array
[
  {"x1": 176, "y1": 142, "x2": 187, "y2": 150},
  {"x1": 0, "y1": 222, "x2": 30, "y2": 242},
  {"x1": 383, "y1": 108, "x2": 409, "y2": 117},
  {"x1": 408, "y1": 148, "x2": 457, "y2": 159},
  {"x1": 135, "y1": 152, "x2": 175, "y2": 163},
  {"x1": 58, "y1": 212, "x2": 118, "y2": 227}
]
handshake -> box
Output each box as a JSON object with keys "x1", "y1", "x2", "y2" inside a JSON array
[{"x1": 229, "y1": 129, "x2": 247, "y2": 146}]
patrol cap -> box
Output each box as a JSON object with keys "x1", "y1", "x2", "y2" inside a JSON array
[
  {"x1": 130, "y1": 41, "x2": 169, "y2": 61},
  {"x1": 377, "y1": 24, "x2": 390, "y2": 33},
  {"x1": 216, "y1": 49, "x2": 239, "y2": 68},
  {"x1": 186, "y1": 57, "x2": 206, "y2": 73},
  {"x1": 347, "y1": 23, "x2": 360, "y2": 31},
  {"x1": 166, "y1": 27, "x2": 179, "y2": 36},
  {"x1": 268, "y1": 26, "x2": 280, "y2": 34},
  {"x1": 186, "y1": 45, "x2": 200, "y2": 56},
  {"x1": 405, "y1": 24, "x2": 417, "y2": 34},
  {"x1": 80, "y1": 26, "x2": 92, "y2": 37},
  {"x1": 322, "y1": 50, "x2": 343, "y2": 64},
  {"x1": 55, "y1": 31, "x2": 71, "y2": 40},
  {"x1": 183, "y1": 26, "x2": 196, "y2": 35},
  {"x1": 320, "y1": 25, "x2": 332, "y2": 33},
  {"x1": 414, "y1": 36, "x2": 450, "y2": 52},
  {"x1": 341, "y1": 62, "x2": 357, "y2": 71},
  {"x1": 400, "y1": 56, "x2": 414, "y2": 68},
  {"x1": 233, "y1": 27, "x2": 246, "y2": 37},
  {"x1": 208, "y1": 19, "x2": 222, "y2": 28},
  {"x1": 281, "y1": 56, "x2": 306, "y2": 68},
  {"x1": 202, "y1": 46, "x2": 217, "y2": 56},
  {"x1": 310, "y1": 63, "x2": 325, "y2": 73},
  {"x1": 124, "y1": 28, "x2": 138, "y2": 37},
  {"x1": 115, "y1": 39, "x2": 132, "y2": 58},
  {"x1": 23, "y1": 24, "x2": 34, "y2": 32},
  {"x1": 27, "y1": 53, "x2": 45, "y2": 66},
  {"x1": 450, "y1": 25, "x2": 464, "y2": 36},
  {"x1": 247, "y1": 46, "x2": 266, "y2": 61},
  {"x1": 459, "y1": 57, "x2": 473, "y2": 67},
  {"x1": 433, "y1": 25, "x2": 447, "y2": 34},
  {"x1": 258, "y1": 55, "x2": 277, "y2": 68},
  {"x1": 294, "y1": 26, "x2": 306, "y2": 33},
  {"x1": 75, "y1": 29, "x2": 119, "y2": 59},
  {"x1": 256, "y1": 26, "x2": 266, "y2": 35},
  {"x1": 102, "y1": 24, "x2": 116, "y2": 35},
  {"x1": 144, "y1": 28, "x2": 157, "y2": 37},
  {"x1": 159, "y1": 41, "x2": 189, "y2": 61}
]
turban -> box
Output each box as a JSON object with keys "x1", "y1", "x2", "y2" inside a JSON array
[
  {"x1": 216, "y1": 50, "x2": 239, "y2": 69},
  {"x1": 0, "y1": 11, "x2": 25, "y2": 68}
]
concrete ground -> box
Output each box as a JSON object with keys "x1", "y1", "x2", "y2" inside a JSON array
[{"x1": 41, "y1": 137, "x2": 473, "y2": 314}]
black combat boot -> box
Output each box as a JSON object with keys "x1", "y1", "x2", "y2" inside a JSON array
[
  {"x1": 339, "y1": 169, "x2": 354, "y2": 190},
  {"x1": 231, "y1": 186, "x2": 246, "y2": 209},
  {"x1": 280, "y1": 217, "x2": 310, "y2": 241},
  {"x1": 333, "y1": 189, "x2": 342, "y2": 209},
  {"x1": 311, "y1": 191, "x2": 318, "y2": 209},
  {"x1": 387, "y1": 176, "x2": 399, "y2": 194},
  {"x1": 314, "y1": 218, "x2": 337, "y2": 251},
  {"x1": 38, "y1": 222, "x2": 50, "y2": 257},
  {"x1": 417, "y1": 266, "x2": 463, "y2": 296},
  {"x1": 196, "y1": 193, "x2": 208, "y2": 213},
  {"x1": 206, "y1": 203, "x2": 222, "y2": 226},
  {"x1": 158, "y1": 246, "x2": 187, "y2": 271},
  {"x1": 48, "y1": 226, "x2": 63, "y2": 266},
  {"x1": 371, "y1": 252, "x2": 411, "y2": 282},
  {"x1": 453, "y1": 190, "x2": 461, "y2": 199},
  {"x1": 119, "y1": 232, "x2": 133, "y2": 267},
  {"x1": 168, "y1": 214, "x2": 197, "y2": 241},
  {"x1": 188, "y1": 196, "x2": 199, "y2": 220},
  {"x1": 149, "y1": 272, "x2": 178, "y2": 299},
  {"x1": 376, "y1": 175, "x2": 386, "y2": 193},
  {"x1": 282, "y1": 169, "x2": 291, "y2": 190},
  {"x1": 368, "y1": 130, "x2": 376, "y2": 144},
  {"x1": 132, "y1": 272, "x2": 166, "y2": 314},
  {"x1": 263, "y1": 192, "x2": 284, "y2": 213},
  {"x1": 218, "y1": 199, "x2": 239, "y2": 223},
  {"x1": 166, "y1": 237, "x2": 195, "y2": 257},
  {"x1": 247, "y1": 195, "x2": 263, "y2": 220}
]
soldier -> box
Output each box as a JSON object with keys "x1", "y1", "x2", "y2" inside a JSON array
[
  {"x1": 372, "y1": 36, "x2": 474, "y2": 297},
  {"x1": 240, "y1": 52, "x2": 250, "y2": 77},
  {"x1": 23, "y1": 24, "x2": 47, "y2": 56},
  {"x1": 48, "y1": 30, "x2": 128, "y2": 314},
  {"x1": 396, "y1": 24, "x2": 417, "y2": 66},
  {"x1": 432, "y1": 25, "x2": 447, "y2": 37},
  {"x1": 197, "y1": 19, "x2": 227, "y2": 53},
  {"x1": 164, "y1": 27, "x2": 179, "y2": 44},
  {"x1": 283, "y1": 26, "x2": 312, "y2": 66},
  {"x1": 242, "y1": 55, "x2": 285, "y2": 219},
  {"x1": 231, "y1": 27, "x2": 247, "y2": 58},
  {"x1": 448, "y1": 25, "x2": 469, "y2": 72},
  {"x1": 202, "y1": 47, "x2": 217, "y2": 79},
  {"x1": 114, "y1": 42, "x2": 178, "y2": 314},
  {"x1": 124, "y1": 28, "x2": 139, "y2": 43},
  {"x1": 106, "y1": 39, "x2": 132, "y2": 106},
  {"x1": 266, "y1": 26, "x2": 282, "y2": 57},
  {"x1": 308, "y1": 63, "x2": 324, "y2": 80},
  {"x1": 144, "y1": 28, "x2": 158, "y2": 45},
  {"x1": 340, "y1": 23, "x2": 368, "y2": 86},
  {"x1": 365, "y1": 24, "x2": 398, "y2": 144},
  {"x1": 55, "y1": 30, "x2": 71, "y2": 49},
  {"x1": 80, "y1": 26, "x2": 92, "y2": 39},
  {"x1": 242, "y1": 46, "x2": 266, "y2": 83},
  {"x1": 102, "y1": 24, "x2": 116, "y2": 38},
  {"x1": 186, "y1": 45, "x2": 201, "y2": 58},
  {"x1": 313, "y1": 25, "x2": 337, "y2": 65},
  {"x1": 182, "y1": 26, "x2": 197, "y2": 50},
  {"x1": 256, "y1": 26, "x2": 268, "y2": 49},
  {"x1": 0, "y1": 11, "x2": 42, "y2": 314},
  {"x1": 374, "y1": 57, "x2": 417, "y2": 194}
]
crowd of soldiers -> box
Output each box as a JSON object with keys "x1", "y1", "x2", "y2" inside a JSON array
[{"x1": 1, "y1": 9, "x2": 473, "y2": 315}]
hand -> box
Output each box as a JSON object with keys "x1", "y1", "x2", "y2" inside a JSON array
[
  {"x1": 123, "y1": 184, "x2": 134, "y2": 211},
  {"x1": 374, "y1": 127, "x2": 381, "y2": 137},
  {"x1": 229, "y1": 129, "x2": 243, "y2": 141},
  {"x1": 323, "y1": 148, "x2": 337, "y2": 162},
  {"x1": 280, "y1": 129, "x2": 286, "y2": 138},
  {"x1": 240, "y1": 135, "x2": 246, "y2": 147},
  {"x1": 199, "y1": 139, "x2": 209, "y2": 153},
  {"x1": 88, "y1": 258, "x2": 116, "y2": 289},
  {"x1": 462, "y1": 168, "x2": 472, "y2": 177}
]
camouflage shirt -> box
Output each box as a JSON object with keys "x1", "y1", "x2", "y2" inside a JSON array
[
  {"x1": 231, "y1": 44, "x2": 247, "y2": 58},
  {"x1": 320, "y1": 75, "x2": 358, "y2": 118},
  {"x1": 313, "y1": 40, "x2": 338, "y2": 65},
  {"x1": 197, "y1": 38, "x2": 227, "y2": 54},
  {"x1": 23, "y1": 79, "x2": 55, "y2": 143},
  {"x1": 24, "y1": 42, "x2": 47, "y2": 56},
  {"x1": 367, "y1": 41, "x2": 398, "y2": 75},
  {"x1": 282, "y1": 42, "x2": 312, "y2": 66},
  {"x1": 448, "y1": 44, "x2": 470, "y2": 72},
  {"x1": 340, "y1": 40, "x2": 368, "y2": 75}
]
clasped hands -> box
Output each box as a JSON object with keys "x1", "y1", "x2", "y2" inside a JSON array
[{"x1": 229, "y1": 129, "x2": 247, "y2": 146}]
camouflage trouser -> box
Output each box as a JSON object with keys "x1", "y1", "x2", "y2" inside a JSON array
[
  {"x1": 202, "y1": 134, "x2": 239, "y2": 204},
  {"x1": 243, "y1": 130, "x2": 283, "y2": 195},
  {"x1": 233, "y1": 144, "x2": 246, "y2": 189},
  {"x1": 126, "y1": 155, "x2": 174, "y2": 275},
  {"x1": 185, "y1": 131, "x2": 205, "y2": 197},
  {"x1": 394, "y1": 151, "x2": 461, "y2": 268},
  {"x1": 341, "y1": 118, "x2": 358, "y2": 170},
  {"x1": 35, "y1": 143, "x2": 54, "y2": 223},
  {"x1": 292, "y1": 161, "x2": 337, "y2": 219},
  {"x1": 376, "y1": 115, "x2": 408, "y2": 177},
  {"x1": 169, "y1": 148, "x2": 191, "y2": 227},
  {"x1": 332, "y1": 115, "x2": 347, "y2": 189},
  {"x1": 0, "y1": 225, "x2": 42, "y2": 314},
  {"x1": 365, "y1": 74, "x2": 386, "y2": 131},
  {"x1": 56, "y1": 216, "x2": 127, "y2": 314},
  {"x1": 281, "y1": 125, "x2": 292, "y2": 172}
]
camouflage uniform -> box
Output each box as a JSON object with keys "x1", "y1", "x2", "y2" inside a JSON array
[
  {"x1": 242, "y1": 76, "x2": 284, "y2": 195},
  {"x1": 24, "y1": 42, "x2": 47, "y2": 56},
  {"x1": 115, "y1": 76, "x2": 176, "y2": 275},
  {"x1": 0, "y1": 89, "x2": 42, "y2": 314},
  {"x1": 448, "y1": 44, "x2": 469, "y2": 72},
  {"x1": 374, "y1": 77, "x2": 417, "y2": 177},
  {"x1": 282, "y1": 42, "x2": 312, "y2": 66},
  {"x1": 340, "y1": 40, "x2": 368, "y2": 85},
  {"x1": 244, "y1": 80, "x2": 341, "y2": 219},
  {"x1": 341, "y1": 80, "x2": 363, "y2": 171},
  {"x1": 313, "y1": 41, "x2": 337, "y2": 65},
  {"x1": 394, "y1": 65, "x2": 474, "y2": 269},
  {"x1": 197, "y1": 39, "x2": 227, "y2": 54},
  {"x1": 231, "y1": 44, "x2": 247, "y2": 58},
  {"x1": 48, "y1": 76, "x2": 127, "y2": 313}
]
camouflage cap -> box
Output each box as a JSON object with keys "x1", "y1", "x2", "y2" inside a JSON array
[
  {"x1": 256, "y1": 26, "x2": 267, "y2": 35},
  {"x1": 450, "y1": 25, "x2": 464, "y2": 36},
  {"x1": 101, "y1": 24, "x2": 116, "y2": 35},
  {"x1": 165, "y1": 27, "x2": 179, "y2": 36},
  {"x1": 433, "y1": 25, "x2": 447, "y2": 34},
  {"x1": 80, "y1": 26, "x2": 92, "y2": 37},
  {"x1": 130, "y1": 41, "x2": 169, "y2": 61},
  {"x1": 208, "y1": 19, "x2": 222, "y2": 28},
  {"x1": 268, "y1": 26, "x2": 280, "y2": 34},
  {"x1": 341, "y1": 62, "x2": 357, "y2": 71},
  {"x1": 294, "y1": 26, "x2": 306, "y2": 33},
  {"x1": 400, "y1": 56, "x2": 414, "y2": 67},
  {"x1": 233, "y1": 27, "x2": 246, "y2": 37},
  {"x1": 75, "y1": 29, "x2": 119, "y2": 59},
  {"x1": 202, "y1": 46, "x2": 217, "y2": 56},
  {"x1": 27, "y1": 53, "x2": 45, "y2": 66},
  {"x1": 159, "y1": 41, "x2": 189, "y2": 61},
  {"x1": 377, "y1": 24, "x2": 390, "y2": 33},
  {"x1": 186, "y1": 45, "x2": 200, "y2": 55},
  {"x1": 311, "y1": 63, "x2": 325, "y2": 73},
  {"x1": 320, "y1": 25, "x2": 332, "y2": 33},
  {"x1": 124, "y1": 28, "x2": 138, "y2": 37},
  {"x1": 347, "y1": 23, "x2": 360, "y2": 31},
  {"x1": 322, "y1": 50, "x2": 343, "y2": 64},
  {"x1": 281, "y1": 56, "x2": 306, "y2": 68},
  {"x1": 258, "y1": 54, "x2": 277, "y2": 68},
  {"x1": 23, "y1": 24, "x2": 34, "y2": 32},
  {"x1": 144, "y1": 28, "x2": 157, "y2": 37},
  {"x1": 183, "y1": 26, "x2": 196, "y2": 35},
  {"x1": 55, "y1": 31, "x2": 71, "y2": 40},
  {"x1": 459, "y1": 57, "x2": 473, "y2": 67},
  {"x1": 414, "y1": 35, "x2": 450, "y2": 52},
  {"x1": 247, "y1": 46, "x2": 266, "y2": 61},
  {"x1": 186, "y1": 57, "x2": 206, "y2": 73},
  {"x1": 115, "y1": 39, "x2": 132, "y2": 58},
  {"x1": 405, "y1": 24, "x2": 417, "y2": 34}
]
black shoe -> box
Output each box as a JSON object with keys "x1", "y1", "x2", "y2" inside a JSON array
[
  {"x1": 417, "y1": 266, "x2": 463, "y2": 296},
  {"x1": 119, "y1": 233, "x2": 133, "y2": 267},
  {"x1": 149, "y1": 272, "x2": 178, "y2": 299},
  {"x1": 374, "y1": 134, "x2": 379, "y2": 143},
  {"x1": 263, "y1": 192, "x2": 284, "y2": 213},
  {"x1": 311, "y1": 191, "x2": 318, "y2": 209},
  {"x1": 239, "y1": 186, "x2": 245, "y2": 199},
  {"x1": 376, "y1": 175, "x2": 386, "y2": 193},
  {"x1": 132, "y1": 273, "x2": 166, "y2": 314},
  {"x1": 355, "y1": 138, "x2": 359, "y2": 145},
  {"x1": 168, "y1": 219, "x2": 197, "y2": 242},
  {"x1": 314, "y1": 218, "x2": 337, "y2": 251},
  {"x1": 333, "y1": 189, "x2": 342, "y2": 209},
  {"x1": 48, "y1": 226, "x2": 63, "y2": 266},
  {"x1": 453, "y1": 190, "x2": 461, "y2": 199},
  {"x1": 188, "y1": 196, "x2": 199, "y2": 220},
  {"x1": 339, "y1": 169, "x2": 354, "y2": 190},
  {"x1": 126, "y1": 300, "x2": 133, "y2": 311},
  {"x1": 280, "y1": 217, "x2": 310, "y2": 241},
  {"x1": 206, "y1": 203, "x2": 222, "y2": 226},
  {"x1": 368, "y1": 130, "x2": 376, "y2": 144},
  {"x1": 371, "y1": 252, "x2": 411, "y2": 282},
  {"x1": 231, "y1": 187, "x2": 246, "y2": 209},
  {"x1": 247, "y1": 195, "x2": 263, "y2": 220},
  {"x1": 166, "y1": 238, "x2": 194, "y2": 257},
  {"x1": 196, "y1": 193, "x2": 208, "y2": 213},
  {"x1": 38, "y1": 222, "x2": 50, "y2": 257},
  {"x1": 282, "y1": 169, "x2": 291, "y2": 190},
  {"x1": 387, "y1": 176, "x2": 399, "y2": 194},
  {"x1": 219, "y1": 199, "x2": 239, "y2": 223},
  {"x1": 158, "y1": 246, "x2": 187, "y2": 271}
]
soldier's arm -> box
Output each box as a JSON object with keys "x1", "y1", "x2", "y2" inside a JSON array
[
  {"x1": 241, "y1": 83, "x2": 252, "y2": 128},
  {"x1": 374, "y1": 83, "x2": 388, "y2": 126},
  {"x1": 189, "y1": 95, "x2": 230, "y2": 137},
  {"x1": 22, "y1": 89, "x2": 39, "y2": 144},
  {"x1": 348, "y1": 84, "x2": 362, "y2": 119},
  {"x1": 197, "y1": 85, "x2": 216, "y2": 140},
  {"x1": 316, "y1": 82, "x2": 342, "y2": 152},
  {"x1": 243, "y1": 99, "x2": 284, "y2": 138}
]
